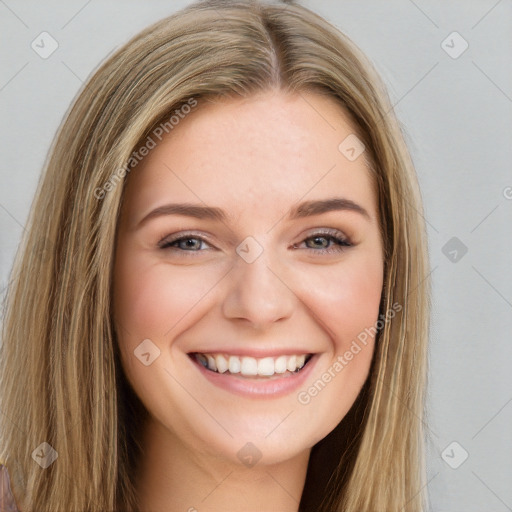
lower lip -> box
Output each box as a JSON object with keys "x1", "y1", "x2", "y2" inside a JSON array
[{"x1": 189, "y1": 354, "x2": 319, "y2": 398}]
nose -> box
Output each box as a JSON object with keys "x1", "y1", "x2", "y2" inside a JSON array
[{"x1": 221, "y1": 249, "x2": 296, "y2": 329}]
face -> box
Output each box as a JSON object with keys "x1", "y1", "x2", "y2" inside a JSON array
[{"x1": 113, "y1": 90, "x2": 384, "y2": 467}]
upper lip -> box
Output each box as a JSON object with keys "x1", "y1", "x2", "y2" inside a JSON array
[{"x1": 188, "y1": 348, "x2": 315, "y2": 358}]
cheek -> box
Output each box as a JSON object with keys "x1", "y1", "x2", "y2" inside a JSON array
[
  {"x1": 112, "y1": 250, "x2": 226, "y2": 406},
  {"x1": 295, "y1": 253, "x2": 383, "y2": 350},
  {"x1": 113, "y1": 250, "x2": 222, "y2": 344},
  {"x1": 291, "y1": 254, "x2": 383, "y2": 440}
]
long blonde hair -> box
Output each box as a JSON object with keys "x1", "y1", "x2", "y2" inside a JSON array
[{"x1": 0, "y1": 1, "x2": 430, "y2": 510}]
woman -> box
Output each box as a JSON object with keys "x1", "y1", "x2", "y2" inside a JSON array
[{"x1": 0, "y1": 0, "x2": 430, "y2": 510}]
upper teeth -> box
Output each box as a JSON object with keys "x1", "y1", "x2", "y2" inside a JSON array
[{"x1": 194, "y1": 353, "x2": 309, "y2": 376}]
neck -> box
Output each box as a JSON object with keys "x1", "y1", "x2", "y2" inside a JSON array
[{"x1": 135, "y1": 418, "x2": 310, "y2": 512}]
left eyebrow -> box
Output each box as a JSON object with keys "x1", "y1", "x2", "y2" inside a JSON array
[{"x1": 287, "y1": 197, "x2": 371, "y2": 221}]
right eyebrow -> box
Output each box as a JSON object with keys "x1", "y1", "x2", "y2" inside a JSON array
[{"x1": 137, "y1": 203, "x2": 228, "y2": 228}]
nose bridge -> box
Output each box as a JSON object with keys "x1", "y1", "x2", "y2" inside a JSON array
[{"x1": 222, "y1": 238, "x2": 296, "y2": 327}]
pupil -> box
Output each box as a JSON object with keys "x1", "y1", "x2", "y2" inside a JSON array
[
  {"x1": 184, "y1": 239, "x2": 198, "y2": 249},
  {"x1": 312, "y1": 237, "x2": 327, "y2": 248}
]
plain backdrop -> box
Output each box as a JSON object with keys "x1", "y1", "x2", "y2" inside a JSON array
[{"x1": 1, "y1": 1, "x2": 511, "y2": 510}]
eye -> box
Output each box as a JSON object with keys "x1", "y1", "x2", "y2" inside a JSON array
[
  {"x1": 293, "y1": 229, "x2": 352, "y2": 255},
  {"x1": 158, "y1": 232, "x2": 213, "y2": 254}
]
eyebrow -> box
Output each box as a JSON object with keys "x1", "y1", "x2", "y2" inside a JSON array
[{"x1": 137, "y1": 197, "x2": 371, "y2": 228}]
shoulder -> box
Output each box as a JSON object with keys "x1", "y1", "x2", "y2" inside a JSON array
[{"x1": 0, "y1": 463, "x2": 20, "y2": 512}]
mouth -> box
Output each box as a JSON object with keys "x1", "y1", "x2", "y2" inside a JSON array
[
  {"x1": 187, "y1": 351, "x2": 318, "y2": 397},
  {"x1": 189, "y1": 352, "x2": 314, "y2": 379}
]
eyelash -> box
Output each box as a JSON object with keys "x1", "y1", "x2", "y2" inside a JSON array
[{"x1": 157, "y1": 229, "x2": 352, "y2": 256}]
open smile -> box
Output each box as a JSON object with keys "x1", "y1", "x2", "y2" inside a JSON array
[{"x1": 188, "y1": 351, "x2": 318, "y2": 397}]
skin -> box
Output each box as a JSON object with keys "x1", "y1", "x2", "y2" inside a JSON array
[{"x1": 113, "y1": 89, "x2": 384, "y2": 512}]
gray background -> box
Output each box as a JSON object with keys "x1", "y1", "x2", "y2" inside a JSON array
[{"x1": 1, "y1": 1, "x2": 511, "y2": 510}]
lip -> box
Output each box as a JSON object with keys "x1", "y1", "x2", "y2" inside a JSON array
[{"x1": 189, "y1": 352, "x2": 319, "y2": 398}]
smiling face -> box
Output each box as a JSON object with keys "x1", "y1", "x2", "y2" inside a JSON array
[{"x1": 113, "y1": 90, "x2": 384, "y2": 468}]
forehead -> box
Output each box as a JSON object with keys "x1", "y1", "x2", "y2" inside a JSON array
[{"x1": 121, "y1": 90, "x2": 377, "y2": 228}]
